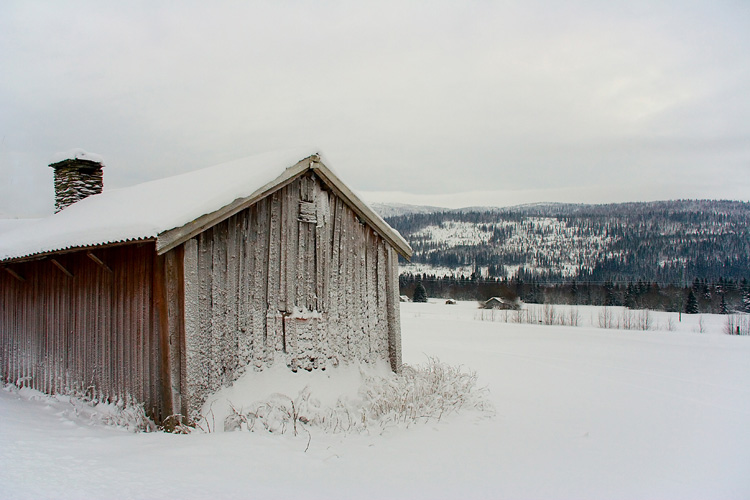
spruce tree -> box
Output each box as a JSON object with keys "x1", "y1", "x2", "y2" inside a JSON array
[
  {"x1": 624, "y1": 283, "x2": 636, "y2": 309},
  {"x1": 604, "y1": 281, "x2": 616, "y2": 306},
  {"x1": 720, "y1": 294, "x2": 729, "y2": 315},
  {"x1": 413, "y1": 282, "x2": 428, "y2": 303},
  {"x1": 685, "y1": 289, "x2": 699, "y2": 314}
]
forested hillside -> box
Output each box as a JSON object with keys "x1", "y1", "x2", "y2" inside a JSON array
[{"x1": 385, "y1": 200, "x2": 750, "y2": 284}]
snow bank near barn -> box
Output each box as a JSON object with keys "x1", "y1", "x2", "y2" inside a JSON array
[
  {"x1": 2, "y1": 384, "x2": 154, "y2": 432},
  {"x1": 199, "y1": 358, "x2": 493, "y2": 434}
]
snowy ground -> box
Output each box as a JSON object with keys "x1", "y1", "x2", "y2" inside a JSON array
[{"x1": 2, "y1": 301, "x2": 750, "y2": 500}]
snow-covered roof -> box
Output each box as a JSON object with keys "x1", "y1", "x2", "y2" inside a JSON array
[
  {"x1": 0, "y1": 219, "x2": 40, "y2": 236},
  {"x1": 0, "y1": 148, "x2": 412, "y2": 262}
]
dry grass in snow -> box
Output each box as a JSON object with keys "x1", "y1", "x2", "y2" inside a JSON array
[{"x1": 199, "y1": 357, "x2": 493, "y2": 436}]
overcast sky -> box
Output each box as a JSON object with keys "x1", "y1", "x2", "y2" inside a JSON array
[{"x1": 1, "y1": 0, "x2": 749, "y2": 216}]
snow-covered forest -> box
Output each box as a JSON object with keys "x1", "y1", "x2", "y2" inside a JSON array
[{"x1": 386, "y1": 200, "x2": 750, "y2": 284}]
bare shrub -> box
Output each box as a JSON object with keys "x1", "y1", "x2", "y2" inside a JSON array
[
  {"x1": 598, "y1": 307, "x2": 615, "y2": 329},
  {"x1": 724, "y1": 315, "x2": 750, "y2": 335},
  {"x1": 637, "y1": 310, "x2": 652, "y2": 331},
  {"x1": 666, "y1": 316, "x2": 676, "y2": 332},
  {"x1": 213, "y1": 358, "x2": 494, "y2": 436},
  {"x1": 622, "y1": 310, "x2": 634, "y2": 330},
  {"x1": 542, "y1": 304, "x2": 557, "y2": 325}
]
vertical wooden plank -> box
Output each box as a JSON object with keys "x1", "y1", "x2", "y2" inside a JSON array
[
  {"x1": 104, "y1": 248, "x2": 115, "y2": 403},
  {"x1": 318, "y1": 189, "x2": 331, "y2": 313},
  {"x1": 165, "y1": 246, "x2": 185, "y2": 419},
  {"x1": 242, "y1": 208, "x2": 255, "y2": 367},
  {"x1": 237, "y1": 211, "x2": 249, "y2": 366},
  {"x1": 183, "y1": 237, "x2": 200, "y2": 419},
  {"x1": 153, "y1": 251, "x2": 172, "y2": 420},
  {"x1": 305, "y1": 177, "x2": 315, "y2": 311},
  {"x1": 198, "y1": 230, "x2": 214, "y2": 391},
  {"x1": 314, "y1": 181, "x2": 323, "y2": 312},
  {"x1": 257, "y1": 197, "x2": 273, "y2": 365},
  {"x1": 250, "y1": 204, "x2": 263, "y2": 368},
  {"x1": 141, "y1": 249, "x2": 152, "y2": 413},
  {"x1": 376, "y1": 240, "x2": 389, "y2": 360},
  {"x1": 122, "y1": 246, "x2": 133, "y2": 402},
  {"x1": 328, "y1": 196, "x2": 343, "y2": 365},
  {"x1": 278, "y1": 185, "x2": 288, "y2": 314},
  {"x1": 225, "y1": 216, "x2": 240, "y2": 383},
  {"x1": 364, "y1": 230, "x2": 376, "y2": 359},
  {"x1": 338, "y1": 204, "x2": 350, "y2": 362},
  {"x1": 132, "y1": 249, "x2": 143, "y2": 404},
  {"x1": 354, "y1": 219, "x2": 366, "y2": 361},
  {"x1": 62, "y1": 259, "x2": 72, "y2": 392},
  {"x1": 252, "y1": 201, "x2": 267, "y2": 367},
  {"x1": 267, "y1": 191, "x2": 283, "y2": 353},
  {"x1": 285, "y1": 181, "x2": 298, "y2": 312}
]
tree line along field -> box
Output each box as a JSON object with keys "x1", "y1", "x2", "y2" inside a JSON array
[{"x1": 399, "y1": 273, "x2": 750, "y2": 316}]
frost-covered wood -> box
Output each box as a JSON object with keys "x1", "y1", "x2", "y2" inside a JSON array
[
  {"x1": 182, "y1": 172, "x2": 401, "y2": 417},
  {"x1": 0, "y1": 243, "x2": 169, "y2": 419}
]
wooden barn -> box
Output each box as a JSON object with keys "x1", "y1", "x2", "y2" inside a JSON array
[
  {"x1": 0, "y1": 149, "x2": 412, "y2": 422},
  {"x1": 483, "y1": 297, "x2": 520, "y2": 310}
]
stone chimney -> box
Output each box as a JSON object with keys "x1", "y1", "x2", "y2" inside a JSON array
[{"x1": 49, "y1": 150, "x2": 105, "y2": 212}]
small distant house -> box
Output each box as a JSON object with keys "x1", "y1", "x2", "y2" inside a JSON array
[
  {"x1": 0, "y1": 149, "x2": 412, "y2": 422},
  {"x1": 399, "y1": 295, "x2": 411, "y2": 303},
  {"x1": 445, "y1": 299, "x2": 457, "y2": 305},
  {"x1": 483, "y1": 297, "x2": 519, "y2": 310}
]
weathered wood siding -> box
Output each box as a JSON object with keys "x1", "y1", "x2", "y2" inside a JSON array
[
  {"x1": 0, "y1": 243, "x2": 176, "y2": 420},
  {"x1": 182, "y1": 172, "x2": 402, "y2": 416}
]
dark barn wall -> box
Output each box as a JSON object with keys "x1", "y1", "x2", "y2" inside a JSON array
[
  {"x1": 0, "y1": 243, "x2": 175, "y2": 420},
  {"x1": 181, "y1": 172, "x2": 402, "y2": 416}
]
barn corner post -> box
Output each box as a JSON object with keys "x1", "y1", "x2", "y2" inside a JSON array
[
  {"x1": 154, "y1": 243, "x2": 188, "y2": 428},
  {"x1": 386, "y1": 246, "x2": 403, "y2": 373}
]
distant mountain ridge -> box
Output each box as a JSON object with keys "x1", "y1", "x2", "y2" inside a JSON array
[{"x1": 379, "y1": 199, "x2": 750, "y2": 283}]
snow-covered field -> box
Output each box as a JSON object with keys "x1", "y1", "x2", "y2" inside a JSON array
[{"x1": 2, "y1": 302, "x2": 750, "y2": 500}]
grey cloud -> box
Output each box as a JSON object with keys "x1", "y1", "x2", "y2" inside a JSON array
[{"x1": 1, "y1": 0, "x2": 748, "y2": 216}]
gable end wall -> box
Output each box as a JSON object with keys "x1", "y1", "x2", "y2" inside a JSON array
[{"x1": 181, "y1": 172, "x2": 402, "y2": 417}]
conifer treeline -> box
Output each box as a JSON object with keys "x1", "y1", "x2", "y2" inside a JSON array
[{"x1": 399, "y1": 273, "x2": 750, "y2": 314}]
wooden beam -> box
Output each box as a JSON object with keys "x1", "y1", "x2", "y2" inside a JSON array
[
  {"x1": 50, "y1": 258, "x2": 74, "y2": 278},
  {"x1": 3, "y1": 266, "x2": 25, "y2": 282},
  {"x1": 86, "y1": 251, "x2": 113, "y2": 273}
]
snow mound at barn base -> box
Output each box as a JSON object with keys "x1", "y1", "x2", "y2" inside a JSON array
[
  {"x1": 198, "y1": 357, "x2": 493, "y2": 434},
  {"x1": 2, "y1": 383, "x2": 155, "y2": 433}
]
